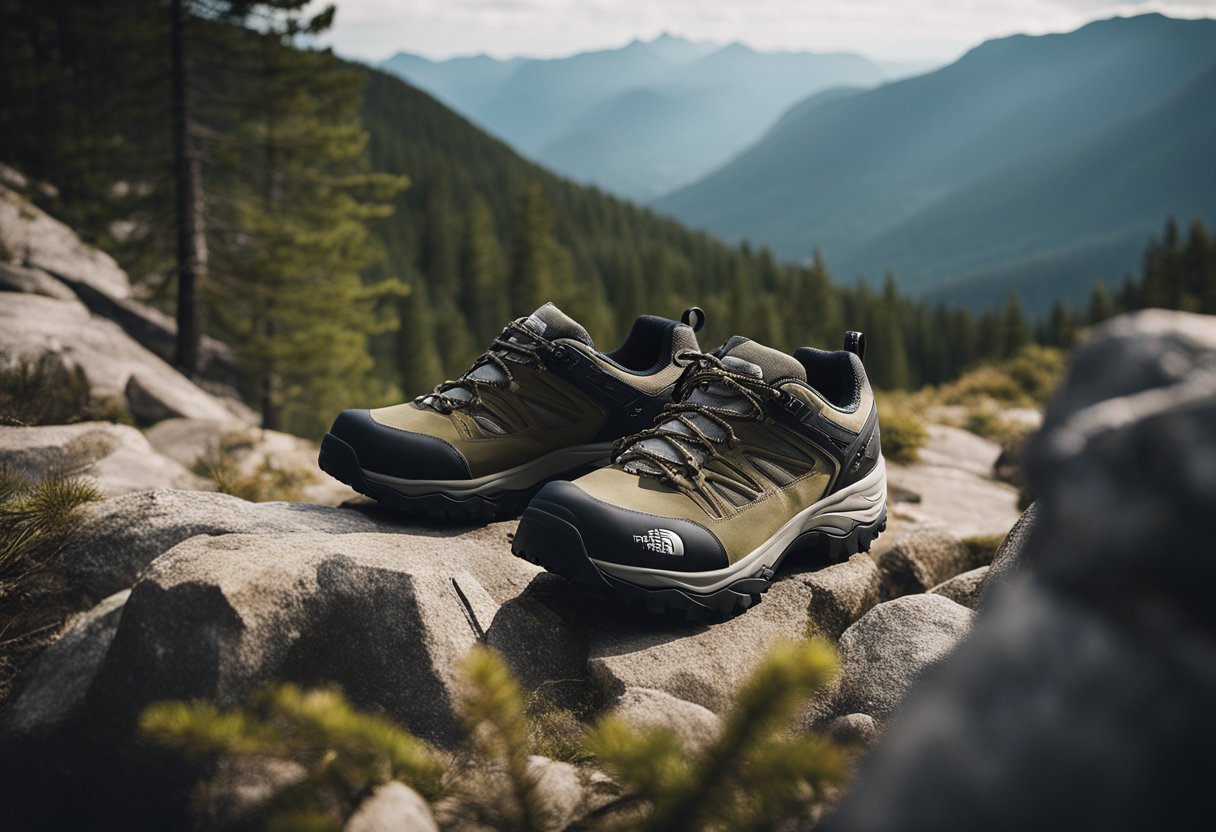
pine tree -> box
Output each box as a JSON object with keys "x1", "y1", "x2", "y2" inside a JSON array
[
  {"x1": 1088, "y1": 282, "x2": 1112, "y2": 325},
  {"x1": 999, "y1": 294, "x2": 1031, "y2": 358},
  {"x1": 211, "y1": 6, "x2": 407, "y2": 434},
  {"x1": 422, "y1": 176, "x2": 459, "y2": 290},
  {"x1": 1045, "y1": 300, "x2": 1075, "y2": 348},
  {"x1": 399, "y1": 280, "x2": 444, "y2": 395},
  {"x1": 616, "y1": 251, "x2": 648, "y2": 339},
  {"x1": 508, "y1": 184, "x2": 556, "y2": 316},
  {"x1": 870, "y1": 276, "x2": 910, "y2": 389},
  {"x1": 462, "y1": 194, "x2": 508, "y2": 343}
]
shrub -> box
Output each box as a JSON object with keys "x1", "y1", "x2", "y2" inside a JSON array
[
  {"x1": 876, "y1": 392, "x2": 929, "y2": 465},
  {"x1": 583, "y1": 639, "x2": 846, "y2": 831},
  {"x1": 140, "y1": 684, "x2": 450, "y2": 832},
  {"x1": 142, "y1": 640, "x2": 849, "y2": 831},
  {"x1": 0, "y1": 469, "x2": 102, "y2": 702},
  {"x1": 933, "y1": 345, "x2": 1066, "y2": 410}
]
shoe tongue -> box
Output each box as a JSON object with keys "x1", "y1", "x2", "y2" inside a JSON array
[
  {"x1": 719, "y1": 336, "x2": 806, "y2": 383},
  {"x1": 522, "y1": 302, "x2": 594, "y2": 348},
  {"x1": 421, "y1": 304, "x2": 593, "y2": 408},
  {"x1": 623, "y1": 338, "x2": 790, "y2": 476}
]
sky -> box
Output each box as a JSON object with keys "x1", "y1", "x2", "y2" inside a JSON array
[{"x1": 321, "y1": 0, "x2": 1216, "y2": 64}]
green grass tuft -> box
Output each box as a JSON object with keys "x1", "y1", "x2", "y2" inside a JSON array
[
  {"x1": 0, "y1": 353, "x2": 129, "y2": 426},
  {"x1": 875, "y1": 392, "x2": 929, "y2": 465},
  {"x1": 193, "y1": 431, "x2": 312, "y2": 502},
  {"x1": 0, "y1": 469, "x2": 102, "y2": 702}
]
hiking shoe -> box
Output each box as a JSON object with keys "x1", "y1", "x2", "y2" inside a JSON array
[
  {"x1": 319, "y1": 303, "x2": 703, "y2": 522},
  {"x1": 511, "y1": 332, "x2": 886, "y2": 617}
]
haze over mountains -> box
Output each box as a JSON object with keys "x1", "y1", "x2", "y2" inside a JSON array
[
  {"x1": 382, "y1": 34, "x2": 886, "y2": 200},
  {"x1": 656, "y1": 13, "x2": 1216, "y2": 308}
]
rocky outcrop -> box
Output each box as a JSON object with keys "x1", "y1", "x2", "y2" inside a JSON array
[
  {"x1": 812, "y1": 594, "x2": 974, "y2": 727},
  {"x1": 877, "y1": 527, "x2": 985, "y2": 598},
  {"x1": 0, "y1": 173, "x2": 131, "y2": 299},
  {"x1": 928, "y1": 566, "x2": 988, "y2": 609},
  {"x1": 58, "y1": 490, "x2": 410, "y2": 601},
  {"x1": 982, "y1": 499, "x2": 1037, "y2": 598},
  {"x1": 0, "y1": 590, "x2": 128, "y2": 738},
  {"x1": 0, "y1": 261, "x2": 76, "y2": 300},
  {"x1": 824, "y1": 310, "x2": 1216, "y2": 831},
  {"x1": 886, "y1": 424, "x2": 1022, "y2": 538},
  {"x1": 345, "y1": 783, "x2": 439, "y2": 832},
  {"x1": 0, "y1": 423, "x2": 208, "y2": 495},
  {"x1": 79, "y1": 533, "x2": 503, "y2": 744},
  {"x1": 805, "y1": 553, "x2": 884, "y2": 640},
  {"x1": 0, "y1": 169, "x2": 239, "y2": 387},
  {"x1": 0, "y1": 293, "x2": 247, "y2": 423},
  {"x1": 607, "y1": 687, "x2": 722, "y2": 753}
]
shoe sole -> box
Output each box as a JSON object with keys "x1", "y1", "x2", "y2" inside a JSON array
[
  {"x1": 318, "y1": 433, "x2": 612, "y2": 523},
  {"x1": 512, "y1": 462, "x2": 887, "y2": 619}
]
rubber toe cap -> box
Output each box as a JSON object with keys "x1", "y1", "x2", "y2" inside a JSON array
[
  {"x1": 527, "y1": 480, "x2": 728, "y2": 573},
  {"x1": 327, "y1": 409, "x2": 471, "y2": 481}
]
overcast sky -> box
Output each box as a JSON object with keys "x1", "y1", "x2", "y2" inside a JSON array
[{"x1": 320, "y1": 0, "x2": 1216, "y2": 64}]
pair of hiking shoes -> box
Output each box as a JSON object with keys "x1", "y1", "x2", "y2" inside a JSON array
[{"x1": 319, "y1": 303, "x2": 887, "y2": 618}]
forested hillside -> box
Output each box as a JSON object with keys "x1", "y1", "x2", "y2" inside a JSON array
[{"x1": 656, "y1": 14, "x2": 1216, "y2": 311}]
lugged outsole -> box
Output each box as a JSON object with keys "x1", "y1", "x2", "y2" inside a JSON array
[
  {"x1": 511, "y1": 502, "x2": 888, "y2": 620},
  {"x1": 318, "y1": 433, "x2": 592, "y2": 524}
]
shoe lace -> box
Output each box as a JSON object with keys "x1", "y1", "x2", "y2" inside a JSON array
[
  {"x1": 415, "y1": 320, "x2": 546, "y2": 414},
  {"x1": 613, "y1": 351, "x2": 779, "y2": 491}
]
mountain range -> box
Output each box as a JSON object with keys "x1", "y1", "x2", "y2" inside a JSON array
[
  {"x1": 655, "y1": 13, "x2": 1216, "y2": 308},
  {"x1": 382, "y1": 34, "x2": 887, "y2": 201}
]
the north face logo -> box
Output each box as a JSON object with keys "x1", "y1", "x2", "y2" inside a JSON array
[{"x1": 633, "y1": 528, "x2": 684, "y2": 556}]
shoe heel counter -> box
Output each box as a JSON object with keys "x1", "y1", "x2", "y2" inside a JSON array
[{"x1": 833, "y1": 352, "x2": 883, "y2": 490}]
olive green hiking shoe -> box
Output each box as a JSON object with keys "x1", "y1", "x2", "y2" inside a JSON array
[
  {"x1": 511, "y1": 332, "x2": 886, "y2": 617},
  {"x1": 319, "y1": 303, "x2": 703, "y2": 522}
]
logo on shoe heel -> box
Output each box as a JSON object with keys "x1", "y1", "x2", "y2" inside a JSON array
[{"x1": 634, "y1": 528, "x2": 684, "y2": 556}]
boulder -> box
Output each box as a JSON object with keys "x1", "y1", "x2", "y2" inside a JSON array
[
  {"x1": 928, "y1": 566, "x2": 989, "y2": 609},
  {"x1": 823, "y1": 311, "x2": 1216, "y2": 832},
  {"x1": 0, "y1": 590, "x2": 128, "y2": 737},
  {"x1": 817, "y1": 594, "x2": 973, "y2": 726},
  {"x1": 0, "y1": 261, "x2": 75, "y2": 300},
  {"x1": 805, "y1": 553, "x2": 884, "y2": 640},
  {"x1": 78, "y1": 533, "x2": 500, "y2": 746},
  {"x1": 608, "y1": 687, "x2": 721, "y2": 753},
  {"x1": 0, "y1": 179, "x2": 131, "y2": 299},
  {"x1": 57, "y1": 490, "x2": 532, "y2": 603},
  {"x1": 0, "y1": 293, "x2": 247, "y2": 423},
  {"x1": 484, "y1": 574, "x2": 591, "y2": 709},
  {"x1": 877, "y1": 527, "x2": 980, "y2": 598},
  {"x1": 0, "y1": 423, "x2": 208, "y2": 496},
  {"x1": 526, "y1": 756, "x2": 585, "y2": 831},
  {"x1": 825, "y1": 713, "x2": 879, "y2": 749},
  {"x1": 197, "y1": 757, "x2": 307, "y2": 831},
  {"x1": 345, "y1": 782, "x2": 439, "y2": 832},
  {"x1": 145, "y1": 417, "x2": 354, "y2": 505},
  {"x1": 982, "y1": 501, "x2": 1038, "y2": 599},
  {"x1": 581, "y1": 577, "x2": 816, "y2": 713}
]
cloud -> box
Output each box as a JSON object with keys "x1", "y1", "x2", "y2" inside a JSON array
[{"x1": 321, "y1": 0, "x2": 1216, "y2": 63}]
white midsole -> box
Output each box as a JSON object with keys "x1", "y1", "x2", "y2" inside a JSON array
[
  {"x1": 593, "y1": 457, "x2": 887, "y2": 594},
  {"x1": 363, "y1": 442, "x2": 614, "y2": 498}
]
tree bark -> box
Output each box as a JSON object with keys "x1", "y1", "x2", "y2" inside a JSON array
[{"x1": 170, "y1": 0, "x2": 207, "y2": 375}]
